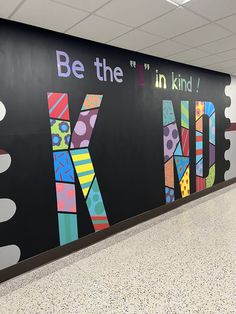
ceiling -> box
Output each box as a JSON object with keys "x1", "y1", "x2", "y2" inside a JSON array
[{"x1": 1, "y1": 0, "x2": 236, "y2": 75}]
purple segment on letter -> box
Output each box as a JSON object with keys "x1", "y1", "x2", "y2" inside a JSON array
[
  {"x1": 70, "y1": 109, "x2": 99, "y2": 149},
  {"x1": 163, "y1": 122, "x2": 180, "y2": 162},
  {"x1": 209, "y1": 143, "x2": 215, "y2": 167}
]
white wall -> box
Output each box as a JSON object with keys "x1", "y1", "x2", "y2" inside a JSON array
[{"x1": 225, "y1": 75, "x2": 236, "y2": 180}]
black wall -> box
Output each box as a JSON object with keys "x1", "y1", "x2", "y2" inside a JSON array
[{"x1": 0, "y1": 19, "x2": 230, "y2": 266}]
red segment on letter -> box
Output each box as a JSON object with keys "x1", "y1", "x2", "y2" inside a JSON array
[
  {"x1": 196, "y1": 176, "x2": 206, "y2": 192},
  {"x1": 48, "y1": 92, "x2": 70, "y2": 120}
]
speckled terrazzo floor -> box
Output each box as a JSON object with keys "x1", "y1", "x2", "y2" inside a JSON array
[{"x1": 0, "y1": 184, "x2": 236, "y2": 314}]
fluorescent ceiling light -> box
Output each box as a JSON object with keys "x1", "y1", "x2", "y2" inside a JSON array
[{"x1": 166, "y1": 0, "x2": 192, "y2": 6}]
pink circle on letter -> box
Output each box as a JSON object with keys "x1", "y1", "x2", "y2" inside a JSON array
[{"x1": 75, "y1": 121, "x2": 86, "y2": 136}]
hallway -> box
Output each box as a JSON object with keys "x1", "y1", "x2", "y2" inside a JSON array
[{"x1": 0, "y1": 184, "x2": 235, "y2": 313}]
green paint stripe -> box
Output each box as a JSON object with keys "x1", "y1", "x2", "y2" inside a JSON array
[
  {"x1": 77, "y1": 148, "x2": 89, "y2": 154},
  {"x1": 65, "y1": 214, "x2": 71, "y2": 243},
  {"x1": 70, "y1": 148, "x2": 89, "y2": 155},
  {"x1": 78, "y1": 170, "x2": 95, "y2": 177},
  {"x1": 74, "y1": 158, "x2": 92, "y2": 166},
  {"x1": 58, "y1": 213, "x2": 78, "y2": 245},
  {"x1": 181, "y1": 101, "x2": 189, "y2": 108},
  {"x1": 181, "y1": 106, "x2": 189, "y2": 119},
  {"x1": 181, "y1": 115, "x2": 189, "y2": 122},
  {"x1": 93, "y1": 220, "x2": 109, "y2": 224},
  {"x1": 58, "y1": 214, "x2": 65, "y2": 245},
  {"x1": 181, "y1": 120, "x2": 189, "y2": 128},
  {"x1": 81, "y1": 181, "x2": 92, "y2": 189}
]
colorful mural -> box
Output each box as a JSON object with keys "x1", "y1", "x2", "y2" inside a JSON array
[
  {"x1": 195, "y1": 101, "x2": 216, "y2": 191},
  {"x1": 163, "y1": 100, "x2": 190, "y2": 203},
  {"x1": 0, "y1": 18, "x2": 232, "y2": 270},
  {"x1": 47, "y1": 93, "x2": 109, "y2": 245}
]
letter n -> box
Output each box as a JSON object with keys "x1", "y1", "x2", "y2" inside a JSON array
[
  {"x1": 195, "y1": 101, "x2": 215, "y2": 191},
  {"x1": 163, "y1": 100, "x2": 190, "y2": 203}
]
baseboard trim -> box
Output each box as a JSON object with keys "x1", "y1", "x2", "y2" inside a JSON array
[{"x1": 1, "y1": 178, "x2": 235, "y2": 283}]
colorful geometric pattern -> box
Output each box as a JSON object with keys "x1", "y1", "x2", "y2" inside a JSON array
[
  {"x1": 48, "y1": 92, "x2": 69, "y2": 120},
  {"x1": 196, "y1": 131, "x2": 203, "y2": 163},
  {"x1": 195, "y1": 101, "x2": 204, "y2": 120},
  {"x1": 163, "y1": 122, "x2": 180, "y2": 162},
  {"x1": 48, "y1": 92, "x2": 109, "y2": 246},
  {"x1": 81, "y1": 95, "x2": 103, "y2": 111},
  {"x1": 70, "y1": 148, "x2": 95, "y2": 198},
  {"x1": 50, "y1": 119, "x2": 71, "y2": 151},
  {"x1": 181, "y1": 101, "x2": 189, "y2": 129},
  {"x1": 196, "y1": 158, "x2": 203, "y2": 177},
  {"x1": 181, "y1": 127, "x2": 189, "y2": 156},
  {"x1": 163, "y1": 100, "x2": 190, "y2": 204},
  {"x1": 163, "y1": 100, "x2": 176, "y2": 126},
  {"x1": 165, "y1": 187, "x2": 175, "y2": 203},
  {"x1": 56, "y1": 182, "x2": 76, "y2": 213},
  {"x1": 174, "y1": 156, "x2": 189, "y2": 181},
  {"x1": 174, "y1": 142, "x2": 183, "y2": 156},
  {"x1": 209, "y1": 143, "x2": 215, "y2": 167},
  {"x1": 195, "y1": 101, "x2": 215, "y2": 192},
  {"x1": 70, "y1": 109, "x2": 99, "y2": 149},
  {"x1": 53, "y1": 151, "x2": 75, "y2": 183},
  {"x1": 196, "y1": 176, "x2": 206, "y2": 191},
  {"x1": 205, "y1": 101, "x2": 215, "y2": 117},
  {"x1": 180, "y1": 166, "x2": 190, "y2": 197},
  {"x1": 196, "y1": 117, "x2": 203, "y2": 133},
  {"x1": 209, "y1": 113, "x2": 216, "y2": 145},
  {"x1": 164, "y1": 157, "x2": 174, "y2": 188},
  {"x1": 58, "y1": 213, "x2": 78, "y2": 245},
  {"x1": 206, "y1": 164, "x2": 215, "y2": 188},
  {"x1": 86, "y1": 178, "x2": 109, "y2": 231}
]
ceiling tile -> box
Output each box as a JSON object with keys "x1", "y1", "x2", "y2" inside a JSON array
[
  {"x1": 199, "y1": 35, "x2": 236, "y2": 53},
  {"x1": 205, "y1": 64, "x2": 224, "y2": 72},
  {"x1": 213, "y1": 59, "x2": 236, "y2": 70},
  {"x1": 185, "y1": 0, "x2": 236, "y2": 21},
  {"x1": 217, "y1": 66, "x2": 236, "y2": 74},
  {"x1": 67, "y1": 15, "x2": 131, "y2": 43},
  {"x1": 190, "y1": 55, "x2": 224, "y2": 67},
  {"x1": 11, "y1": 0, "x2": 88, "y2": 32},
  {"x1": 141, "y1": 7, "x2": 208, "y2": 38},
  {"x1": 96, "y1": 0, "x2": 176, "y2": 27},
  {"x1": 171, "y1": 0, "x2": 192, "y2": 5},
  {"x1": 108, "y1": 30, "x2": 164, "y2": 51},
  {"x1": 183, "y1": 60, "x2": 203, "y2": 67},
  {"x1": 216, "y1": 49, "x2": 236, "y2": 60},
  {"x1": 217, "y1": 15, "x2": 236, "y2": 33},
  {"x1": 0, "y1": 0, "x2": 22, "y2": 18},
  {"x1": 168, "y1": 48, "x2": 210, "y2": 62},
  {"x1": 207, "y1": 62, "x2": 236, "y2": 75},
  {"x1": 141, "y1": 40, "x2": 189, "y2": 58},
  {"x1": 51, "y1": 0, "x2": 110, "y2": 12},
  {"x1": 206, "y1": 65, "x2": 231, "y2": 74},
  {"x1": 174, "y1": 24, "x2": 232, "y2": 47}
]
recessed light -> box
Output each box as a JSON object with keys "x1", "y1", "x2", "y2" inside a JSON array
[{"x1": 166, "y1": 0, "x2": 192, "y2": 6}]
